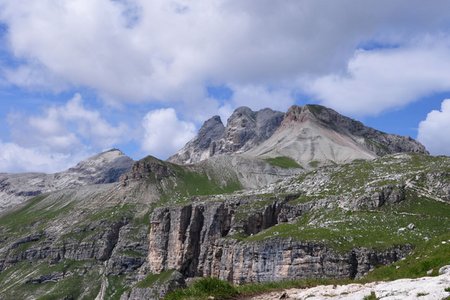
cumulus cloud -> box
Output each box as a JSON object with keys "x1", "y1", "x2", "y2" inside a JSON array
[
  {"x1": 0, "y1": 140, "x2": 88, "y2": 173},
  {"x1": 141, "y1": 108, "x2": 196, "y2": 159},
  {"x1": 9, "y1": 94, "x2": 128, "y2": 152},
  {"x1": 306, "y1": 39, "x2": 450, "y2": 116},
  {"x1": 1, "y1": 94, "x2": 129, "y2": 172},
  {"x1": 2, "y1": 0, "x2": 450, "y2": 108},
  {"x1": 417, "y1": 99, "x2": 450, "y2": 155}
]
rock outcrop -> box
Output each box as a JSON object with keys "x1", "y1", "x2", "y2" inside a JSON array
[{"x1": 168, "y1": 107, "x2": 284, "y2": 164}]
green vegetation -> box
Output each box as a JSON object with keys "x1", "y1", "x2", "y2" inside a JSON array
[
  {"x1": 136, "y1": 270, "x2": 175, "y2": 288},
  {"x1": 363, "y1": 292, "x2": 379, "y2": 300},
  {"x1": 308, "y1": 160, "x2": 320, "y2": 168},
  {"x1": 105, "y1": 275, "x2": 130, "y2": 300},
  {"x1": 165, "y1": 277, "x2": 359, "y2": 300},
  {"x1": 264, "y1": 156, "x2": 301, "y2": 169},
  {"x1": 287, "y1": 193, "x2": 323, "y2": 205},
  {"x1": 156, "y1": 164, "x2": 242, "y2": 206},
  {"x1": 300, "y1": 153, "x2": 450, "y2": 198},
  {"x1": 364, "y1": 233, "x2": 450, "y2": 281},
  {"x1": 0, "y1": 194, "x2": 74, "y2": 237},
  {"x1": 165, "y1": 277, "x2": 238, "y2": 300},
  {"x1": 0, "y1": 260, "x2": 100, "y2": 300},
  {"x1": 172, "y1": 165, "x2": 241, "y2": 196},
  {"x1": 87, "y1": 203, "x2": 135, "y2": 222},
  {"x1": 244, "y1": 194, "x2": 450, "y2": 252}
]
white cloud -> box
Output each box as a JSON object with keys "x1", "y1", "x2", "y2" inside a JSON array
[
  {"x1": 229, "y1": 85, "x2": 294, "y2": 112},
  {"x1": 141, "y1": 108, "x2": 196, "y2": 159},
  {"x1": 306, "y1": 39, "x2": 450, "y2": 116},
  {"x1": 0, "y1": 140, "x2": 88, "y2": 173},
  {"x1": 1, "y1": 94, "x2": 129, "y2": 172},
  {"x1": 417, "y1": 99, "x2": 450, "y2": 155},
  {"x1": 9, "y1": 94, "x2": 128, "y2": 153},
  {"x1": 2, "y1": 0, "x2": 450, "y2": 109}
]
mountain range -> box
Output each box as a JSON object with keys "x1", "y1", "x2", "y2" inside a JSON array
[
  {"x1": 0, "y1": 104, "x2": 448, "y2": 300},
  {"x1": 169, "y1": 105, "x2": 427, "y2": 167}
]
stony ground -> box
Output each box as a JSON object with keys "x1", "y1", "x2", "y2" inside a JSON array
[{"x1": 247, "y1": 266, "x2": 450, "y2": 300}]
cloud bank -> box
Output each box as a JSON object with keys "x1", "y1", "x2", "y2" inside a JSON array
[
  {"x1": 1, "y1": 1, "x2": 450, "y2": 169},
  {"x1": 2, "y1": 0, "x2": 450, "y2": 113}
]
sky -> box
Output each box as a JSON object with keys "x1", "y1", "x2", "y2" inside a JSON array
[{"x1": 1, "y1": 0, "x2": 450, "y2": 173}]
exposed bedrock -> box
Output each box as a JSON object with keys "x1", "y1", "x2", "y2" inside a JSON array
[{"x1": 147, "y1": 192, "x2": 410, "y2": 284}]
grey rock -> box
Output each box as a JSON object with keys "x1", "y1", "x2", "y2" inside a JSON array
[
  {"x1": 26, "y1": 272, "x2": 65, "y2": 284},
  {"x1": 169, "y1": 107, "x2": 283, "y2": 164},
  {"x1": 169, "y1": 104, "x2": 428, "y2": 166},
  {"x1": 147, "y1": 196, "x2": 411, "y2": 284},
  {"x1": 303, "y1": 105, "x2": 428, "y2": 155},
  {"x1": 0, "y1": 149, "x2": 133, "y2": 213},
  {"x1": 349, "y1": 185, "x2": 406, "y2": 210}
]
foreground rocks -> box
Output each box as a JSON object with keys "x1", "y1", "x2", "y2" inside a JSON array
[{"x1": 247, "y1": 265, "x2": 450, "y2": 300}]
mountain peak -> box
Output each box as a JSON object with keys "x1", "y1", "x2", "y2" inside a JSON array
[
  {"x1": 283, "y1": 105, "x2": 312, "y2": 123},
  {"x1": 168, "y1": 106, "x2": 283, "y2": 164},
  {"x1": 169, "y1": 104, "x2": 428, "y2": 165}
]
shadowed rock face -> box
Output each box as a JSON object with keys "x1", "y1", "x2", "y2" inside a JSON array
[
  {"x1": 0, "y1": 149, "x2": 134, "y2": 213},
  {"x1": 168, "y1": 107, "x2": 284, "y2": 164},
  {"x1": 169, "y1": 104, "x2": 428, "y2": 166}
]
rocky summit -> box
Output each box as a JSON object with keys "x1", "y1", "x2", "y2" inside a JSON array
[
  {"x1": 169, "y1": 104, "x2": 427, "y2": 167},
  {"x1": 0, "y1": 105, "x2": 448, "y2": 300}
]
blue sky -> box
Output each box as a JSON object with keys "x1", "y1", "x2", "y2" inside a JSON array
[{"x1": 1, "y1": 0, "x2": 450, "y2": 173}]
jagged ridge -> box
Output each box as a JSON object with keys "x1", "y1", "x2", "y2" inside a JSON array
[{"x1": 169, "y1": 104, "x2": 428, "y2": 167}]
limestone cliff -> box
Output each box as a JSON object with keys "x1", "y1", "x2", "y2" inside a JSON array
[{"x1": 147, "y1": 190, "x2": 411, "y2": 284}]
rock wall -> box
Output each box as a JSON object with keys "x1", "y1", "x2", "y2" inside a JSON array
[{"x1": 147, "y1": 197, "x2": 411, "y2": 284}]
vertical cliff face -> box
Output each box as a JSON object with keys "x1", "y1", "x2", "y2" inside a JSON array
[{"x1": 147, "y1": 195, "x2": 411, "y2": 284}]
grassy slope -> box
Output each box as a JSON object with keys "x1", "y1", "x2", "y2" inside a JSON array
[
  {"x1": 264, "y1": 156, "x2": 302, "y2": 169},
  {"x1": 244, "y1": 193, "x2": 450, "y2": 252}
]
